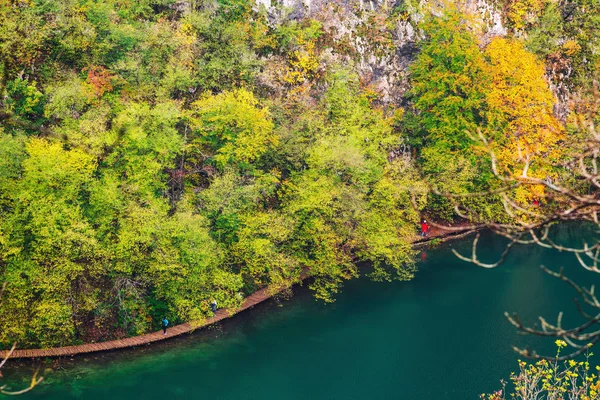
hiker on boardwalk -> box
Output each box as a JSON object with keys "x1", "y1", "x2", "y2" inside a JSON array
[
  {"x1": 421, "y1": 220, "x2": 430, "y2": 237},
  {"x1": 211, "y1": 299, "x2": 217, "y2": 316},
  {"x1": 162, "y1": 317, "x2": 169, "y2": 335}
]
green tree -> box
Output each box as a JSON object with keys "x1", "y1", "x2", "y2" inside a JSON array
[
  {"x1": 189, "y1": 88, "x2": 277, "y2": 168},
  {"x1": 0, "y1": 139, "x2": 98, "y2": 346},
  {"x1": 406, "y1": 9, "x2": 498, "y2": 220}
]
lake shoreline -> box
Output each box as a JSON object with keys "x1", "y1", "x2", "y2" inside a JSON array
[{"x1": 2, "y1": 225, "x2": 479, "y2": 360}]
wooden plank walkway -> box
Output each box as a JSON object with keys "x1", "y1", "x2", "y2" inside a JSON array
[
  {"x1": 1, "y1": 227, "x2": 477, "y2": 360},
  {"x1": 1, "y1": 283, "x2": 278, "y2": 360}
]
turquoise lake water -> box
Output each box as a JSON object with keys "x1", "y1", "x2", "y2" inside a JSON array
[{"x1": 6, "y1": 226, "x2": 600, "y2": 399}]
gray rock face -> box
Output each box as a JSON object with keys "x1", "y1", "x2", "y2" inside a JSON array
[{"x1": 255, "y1": 0, "x2": 506, "y2": 105}]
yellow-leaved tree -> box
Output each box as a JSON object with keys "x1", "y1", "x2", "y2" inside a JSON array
[
  {"x1": 485, "y1": 37, "x2": 565, "y2": 203},
  {"x1": 503, "y1": 0, "x2": 549, "y2": 30}
]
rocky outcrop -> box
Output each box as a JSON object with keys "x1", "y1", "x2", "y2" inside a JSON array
[{"x1": 255, "y1": 0, "x2": 506, "y2": 105}]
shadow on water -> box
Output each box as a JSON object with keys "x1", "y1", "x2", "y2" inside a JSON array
[{"x1": 4, "y1": 223, "x2": 600, "y2": 399}]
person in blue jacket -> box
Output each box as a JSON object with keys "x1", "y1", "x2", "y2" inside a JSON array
[{"x1": 162, "y1": 317, "x2": 169, "y2": 335}]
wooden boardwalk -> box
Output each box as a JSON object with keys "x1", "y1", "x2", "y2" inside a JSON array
[
  {"x1": 1, "y1": 284, "x2": 276, "y2": 360},
  {"x1": 1, "y1": 227, "x2": 477, "y2": 360}
]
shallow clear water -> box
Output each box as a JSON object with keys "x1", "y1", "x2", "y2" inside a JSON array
[{"x1": 7, "y1": 226, "x2": 600, "y2": 399}]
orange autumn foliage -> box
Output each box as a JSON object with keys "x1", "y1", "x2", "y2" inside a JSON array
[{"x1": 83, "y1": 65, "x2": 114, "y2": 99}]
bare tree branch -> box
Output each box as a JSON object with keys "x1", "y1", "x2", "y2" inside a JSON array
[
  {"x1": 430, "y1": 110, "x2": 600, "y2": 359},
  {"x1": 0, "y1": 283, "x2": 44, "y2": 395}
]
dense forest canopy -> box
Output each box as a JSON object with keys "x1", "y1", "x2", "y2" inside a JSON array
[{"x1": 0, "y1": 0, "x2": 597, "y2": 348}]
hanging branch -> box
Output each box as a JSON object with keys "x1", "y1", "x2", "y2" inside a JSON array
[
  {"x1": 0, "y1": 283, "x2": 44, "y2": 395},
  {"x1": 425, "y1": 117, "x2": 600, "y2": 359}
]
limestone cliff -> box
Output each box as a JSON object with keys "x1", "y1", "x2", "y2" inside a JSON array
[{"x1": 254, "y1": 0, "x2": 506, "y2": 105}]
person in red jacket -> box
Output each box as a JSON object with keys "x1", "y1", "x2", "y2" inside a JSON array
[{"x1": 421, "y1": 220, "x2": 430, "y2": 237}]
